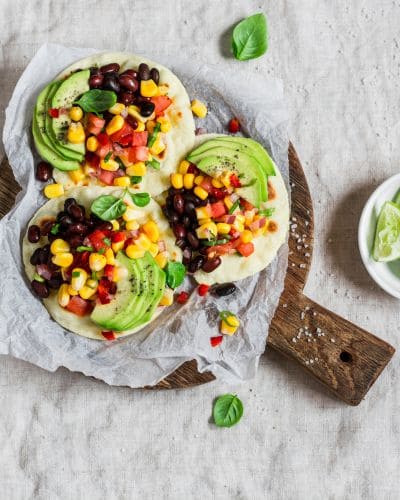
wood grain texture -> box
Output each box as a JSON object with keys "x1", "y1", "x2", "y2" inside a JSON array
[{"x1": 0, "y1": 146, "x2": 394, "y2": 403}]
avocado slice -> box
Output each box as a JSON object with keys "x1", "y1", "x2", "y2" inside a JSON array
[
  {"x1": 90, "y1": 252, "x2": 166, "y2": 332},
  {"x1": 50, "y1": 70, "x2": 90, "y2": 158}
]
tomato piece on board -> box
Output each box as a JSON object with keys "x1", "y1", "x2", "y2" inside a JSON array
[
  {"x1": 228, "y1": 118, "x2": 240, "y2": 133},
  {"x1": 176, "y1": 291, "x2": 189, "y2": 304},
  {"x1": 150, "y1": 96, "x2": 172, "y2": 116},
  {"x1": 65, "y1": 296, "x2": 93, "y2": 316},
  {"x1": 109, "y1": 121, "x2": 134, "y2": 143},
  {"x1": 210, "y1": 336, "x2": 223, "y2": 347},
  {"x1": 102, "y1": 331, "x2": 116, "y2": 340},
  {"x1": 198, "y1": 284, "x2": 210, "y2": 296}
]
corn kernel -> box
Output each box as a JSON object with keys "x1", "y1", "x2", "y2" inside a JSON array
[
  {"x1": 155, "y1": 252, "x2": 168, "y2": 269},
  {"x1": 44, "y1": 183, "x2": 64, "y2": 199},
  {"x1": 183, "y1": 173, "x2": 195, "y2": 190},
  {"x1": 105, "y1": 248, "x2": 115, "y2": 266},
  {"x1": 57, "y1": 284, "x2": 70, "y2": 307},
  {"x1": 126, "y1": 162, "x2": 147, "y2": 177},
  {"x1": 100, "y1": 158, "x2": 119, "y2": 172},
  {"x1": 190, "y1": 99, "x2": 208, "y2": 118},
  {"x1": 220, "y1": 171, "x2": 232, "y2": 188},
  {"x1": 240, "y1": 230, "x2": 253, "y2": 244},
  {"x1": 142, "y1": 221, "x2": 160, "y2": 242},
  {"x1": 86, "y1": 136, "x2": 99, "y2": 152},
  {"x1": 233, "y1": 221, "x2": 244, "y2": 233},
  {"x1": 179, "y1": 160, "x2": 190, "y2": 174},
  {"x1": 149, "y1": 243, "x2": 159, "y2": 258},
  {"x1": 67, "y1": 285, "x2": 79, "y2": 296},
  {"x1": 196, "y1": 221, "x2": 218, "y2": 240},
  {"x1": 83, "y1": 163, "x2": 95, "y2": 176},
  {"x1": 86, "y1": 279, "x2": 98, "y2": 290},
  {"x1": 108, "y1": 102, "x2": 125, "y2": 115},
  {"x1": 216, "y1": 223, "x2": 231, "y2": 235},
  {"x1": 113, "y1": 176, "x2": 131, "y2": 187},
  {"x1": 50, "y1": 239, "x2": 70, "y2": 255},
  {"x1": 135, "y1": 233, "x2": 151, "y2": 250},
  {"x1": 244, "y1": 210, "x2": 255, "y2": 225},
  {"x1": 236, "y1": 214, "x2": 245, "y2": 224},
  {"x1": 223, "y1": 196, "x2": 233, "y2": 210},
  {"x1": 106, "y1": 115, "x2": 125, "y2": 136},
  {"x1": 140, "y1": 79, "x2": 158, "y2": 97},
  {"x1": 69, "y1": 106, "x2": 83, "y2": 121},
  {"x1": 157, "y1": 117, "x2": 171, "y2": 133},
  {"x1": 52, "y1": 252, "x2": 73, "y2": 268},
  {"x1": 79, "y1": 285, "x2": 96, "y2": 300},
  {"x1": 170, "y1": 173, "x2": 183, "y2": 189},
  {"x1": 198, "y1": 218, "x2": 213, "y2": 226},
  {"x1": 127, "y1": 105, "x2": 145, "y2": 123},
  {"x1": 71, "y1": 268, "x2": 88, "y2": 291},
  {"x1": 146, "y1": 120, "x2": 156, "y2": 134},
  {"x1": 135, "y1": 121, "x2": 146, "y2": 131},
  {"x1": 149, "y1": 137, "x2": 166, "y2": 156},
  {"x1": 111, "y1": 220, "x2": 120, "y2": 231},
  {"x1": 211, "y1": 178, "x2": 224, "y2": 188},
  {"x1": 126, "y1": 244, "x2": 145, "y2": 259},
  {"x1": 89, "y1": 253, "x2": 107, "y2": 272},
  {"x1": 67, "y1": 122, "x2": 85, "y2": 144},
  {"x1": 195, "y1": 206, "x2": 210, "y2": 220},
  {"x1": 68, "y1": 167, "x2": 85, "y2": 184},
  {"x1": 159, "y1": 288, "x2": 174, "y2": 306},
  {"x1": 125, "y1": 220, "x2": 139, "y2": 231},
  {"x1": 220, "y1": 319, "x2": 239, "y2": 336},
  {"x1": 122, "y1": 207, "x2": 138, "y2": 222},
  {"x1": 194, "y1": 186, "x2": 208, "y2": 200},
  {"x1": 112, "y1": 241, "x2": 125, "y2": 253},
  {"x1": 194, "y1": 175, "x2": 204, "y2": 185}
]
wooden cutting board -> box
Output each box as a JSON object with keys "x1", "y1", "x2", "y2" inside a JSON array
[{"x1": 0, "y1": 145, "x2": 395, "y2": 405}]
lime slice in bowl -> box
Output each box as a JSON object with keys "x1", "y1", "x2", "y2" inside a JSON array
[{"x1": 373, "y1": 201, "x2": 400, "y2": 262}]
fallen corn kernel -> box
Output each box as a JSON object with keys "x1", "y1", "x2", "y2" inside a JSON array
[
  {"x1": 195, "y1": 206, "x2": 210, "y2": 220},
  {"x1": 79, "y1": 285, "x2": 96, "y2": 300},
  {"x1": 159, "y1": 288, "x2": 174, "y2": 306},
  {"x1": 67, "y1": 285, "x2": 79, "y2": 296},
  {"x1": 113, "y1": 176, "x2": 131, "y2": 187},
  {"x1": 126, "y1": 244, "x2": 145, "y2": 259},
  {"x1": 57, "y1": 284, "x2": 70, "y2": 307},
  {"x1": 191, "y1": 99, "x2": 207, "y2": 118},
  {"x1": 125, "y1": 220, "x2": 140, "y2": 231},
  {"x1": 220, "y1": 320, "x2": 238, "y2": 336},
  {"x1": 127, "y1": 105, "x2": 144, "y2": 122},
  {"x1": 155, "y1": 252, "x2": 168, "y2": 269},
  {"x1": 89, "y1": 253, "x2": 107, "y2": 272},
  {"x1": 122, "y1": 207, "x2": 138, "y2": 222},
  {"x1": 142, "y1": 220, "x2": 160, "y2": 242},
  {"x1": 112, "y1": 241, "x2": 125, "y2": 253},
  {"x1": 149, "y1": 137, "x2": 166, "y2": 156},
  {"x1": 135, "y1": 233, "x2": 152, "y2": 250},
  {"x1": 69, "y1": 106, "x2": 83, "y2": 121},
  {"x1": 240, "y1": 230, "x2": 253, "y2": 243},
  {"x1": 106, "y1": 115, "x2": 125, "y2": 135},
  {"x1": 86, "y1": 136, "x2": 99, "y2": 152},
  {"x1": 194, "y1": 175, "x2": 204, "y2": 186},
  {"x1": 44, "y1": 183, "x2": 64, "y2": 199},
  {"x1": 194, "y1": 186, "x2": 208, "y2": 200},
  {"x1": 170, "y1": 173, "x2": 183, "y2": 189},
  {"x1": 216, "y1": 223, "x2": 231, "y2": 235},
  {"x1": 68, "y1": 167, "x2": 85, "y2": 184},
  {"x1": 183, "y1": 173, "x2": 195, "y2": 190},
  {"x1": 148, "y1": 243, "x2": 159, "y2": 257},
  {"x1": 108, "y1": 102, "x2": 125, "y2": 115},
  {"x1": 126, "y1": 162, "x2": 147, "y2": 177},
  {"x1": 71, "y1": 268, "x2": 88, "y2": 291},
  {"x1": 140, "y1": 79, "x2": 158, "y2": 97},
  {"x1": 52, "y1": 252, "x2": 73, "y2": 268},
  {"x1": 157, "y1": 116, "x2": 171, "y2": 133},
  {"x1": 105, "y1": 248, "x2": 115, "y2": 265},
  {"x1": 67, "y1": 122, "x2": 85, "y2": 144},
  {"x1": 211, "y1": 178, "x2": 224, "y2": 188},
  {"x1": 179, "y1": 160, "x2": 190, "y2": 174},
  {"x1": 50, "y1": 239, "x2": 70, "y2": 255},
  {"x1": 111, "y1": 220, "x2": 120, "y2": 231},
  {"x1": 100, "y1": 158, "x2": 119, "y2": 171}
]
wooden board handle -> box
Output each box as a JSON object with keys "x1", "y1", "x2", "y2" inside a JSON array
[{"x1": 268, "y1": 292, "x2": 395, "y2": 405}]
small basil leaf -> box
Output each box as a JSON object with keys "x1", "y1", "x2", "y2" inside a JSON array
[
  {"x1": 130, "y1": 176, "x2": 142, "y2": 185},
  {"x1": 130, "y1": 192, "x2": 150, "y2": 207},
  {"x1": 91, "y1": 195, "x2": 127, "y2": 221},
  {"x1": 165, "y1": 261, "x2": 186, "y2": 289},
  {"x1": 50, "y1": 223, "x2": 60, "y2": 235},
  {"x1": 232, "y1": 13, "x2": 268, "y2": 61},
  {"x1": 147, "y1": 123, "x2": 161, "y2": 147},
  {"x1": 213, "y1": 394, "x2": 243, "y2": 428},
  {"x1": 74, "y1": 89, "x2": 117, "y2": 113}
]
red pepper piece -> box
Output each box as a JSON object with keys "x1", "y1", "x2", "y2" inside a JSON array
[
  {"x1": 96, "y1": 132, "x2": 110, "y2": 147},
  {"x1": 85, "y1": 152, "x2": 100, "y2": 169},
  {"x1": 210, "y1": 336, "x2": 223, "y2": 347},
  {"x1": 48, "y1": 108, "x2": 59, "y2": 118},
  {"x1": 111, "y1": 231, "x2": 126, "y2": 243},
  {"x1": 104, "y1": 264, "x2": 114, "y2": 281},
  {"x1": 230, "y1": 174, "x2": 241, "y2": 188},
  {"x1": 198, "y1": 284, "x2": 210, "y2": 296},
  {"x1": 228, "y1": 117, "x2": 240, "y2": 133},
  {"x1": 176, "y1": 291, "x2": 189, "y2": 304},
  {"x1": 101, "y1": 331, "x2": 116, "y2": 340}
]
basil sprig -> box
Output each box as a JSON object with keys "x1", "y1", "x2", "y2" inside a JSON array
[
  {"x1": 74, "y1": 89, "x2": 117, "y2": 113},
  {"x1": 213, "y1": 394, "x2": 243, "y2": 428},
  {"x1": 165, "y1": 262, "x2": 186, "y2": 289},
  {"x1": 91, "y1": 195, "x2": 127, "y2": 221},
  {"x1": 232, "y1": 13, "x2": 268, "y2": 61}
]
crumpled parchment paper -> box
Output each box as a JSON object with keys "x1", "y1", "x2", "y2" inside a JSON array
[{"x1": 0, "y1": 44, "x2": 289, "y2": 387}]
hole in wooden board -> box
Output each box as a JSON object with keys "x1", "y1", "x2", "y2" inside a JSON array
[{"x1": 340, "y1": 351, "x2": 353, "y2": 363}]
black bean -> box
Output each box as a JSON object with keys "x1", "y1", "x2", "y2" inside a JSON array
[
  {"x1": 47, "y1": 275, "x2": 63, "y2": 289},
  {"x1": 126, "y1": 115, "x2": 138, "y2": 129},
  {"x1": 169, "y1": 187, "x2": 184, "y2": 196},
  {"x1": 138, "y1": 63, "x2": 150, "y2": 81},
  {"x1": 184, "y1": 201, "x2": 196, "y2": 217},
  {"x1": 150, "y1": 68, "x2": 160, "y2": 84},
  {"x1": 198, "y1": 247, "x2": 209, "y2": 256},
  {"x1": 36, "y1": 161, "x2": 53, "y2": 182},
  {"x1": 119, "y1": 74, "x2": 139, "y2": 92},
  {"x1": 90, "y1": 66, "x2": 101, "y2": 75},
  {"x1": 69, "y1": 204, "x2": 84, "y2": 221},
  {"x1": 68, "y1": 235, "x2": 84, "y2": 248},
  {"x1": 97, "y1": 221, "x2": 113, "y2": 232},
  {"x1": 139, "y1": 101, "x2": 155, "y2": 117},
  {"x1": 182, "y1": 215, "x2": 191, "y2": 228},
  {"x1": 173, "y1": 224, "x2": 187, "y2": 239},
  {"x1": 109, "y1": 282, "x2": 117, "y2": 295},
  {"x1": 89, "y1": 74, "x2": 104, "y2": 89},
  {"x1": 64, "y1": 198, "x2": 77, "y2": 212},
  {"x1": 100, "y1": 63, "x2": 120, "y2": 74},
  {"x1": 68, "y1": 222, "x2": 86, "y2": 235},
  {"x1": 202, "y1": 257, "x2": 221, "y2": 273},
  {"x1": 119, "y1": 90, "x2": 135, "y2": 106},
  {"x1": 173, "y1": 194, "x2": 185, "y2": 215},
  {"x1": 31, "y1": 280, "x2": 49, "y2": 298},
  {"x1": 30, "y1": 248, "x2": 42, "y2": 266},
  {"x1": 212, "y1": 283, "x2": 237, "y2": 297},
  {"x1": 120, "y1": 69, "x2": 139, "y2": 79},
  {"x1": 175, "y1": 238, "x2": 187, "y2": 249},
  {"x1": 187, "y1": 232, "x2": 200, "y2": 249},
  {"x1": 59, "y1": 215, "x2": 74, "y2": 228},
  {"x1": 27, "y1": 225, "x2": 41, "y2": 243},
  {"x1": 188, "y1": 255, "x2": 205, "y2": 273},
  {"x1": 182, "y1": 247, "x2": 192, "y2": 266},
  {"x1": 40, "y1": 220, "x2": 55, "y2": 237},
  {"x1": 102, "y1": 73, "x2": 120, "y2": 93}
]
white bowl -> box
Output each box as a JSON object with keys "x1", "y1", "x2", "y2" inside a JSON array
[{"x1": 358, "y1": 173, "x2": 400, "y2": 299}]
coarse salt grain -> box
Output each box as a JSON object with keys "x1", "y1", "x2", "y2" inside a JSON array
[
  {"x1": 299, "y1": 264, "x2": 306, "y2": 268},
  {"x1": 330, "y1": 338, "x2": 335, "y2": 343}
]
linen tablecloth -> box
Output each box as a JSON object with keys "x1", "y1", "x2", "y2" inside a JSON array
[{"x1": 1, "y1": 1, "x2": 399, "y2": 498}]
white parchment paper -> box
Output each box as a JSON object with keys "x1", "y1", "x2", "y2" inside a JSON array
[{"x1": 0, "y1": 44, "x2": 289, "y2": 387}]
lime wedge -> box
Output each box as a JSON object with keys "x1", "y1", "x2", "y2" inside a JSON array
[{"x1": 373, "y1": 201, "x2": 400, "y2": 261}]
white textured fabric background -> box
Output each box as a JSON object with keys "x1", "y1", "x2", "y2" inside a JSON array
[{"x1": 0, "y1": 1, "x2": 399, "y2": 499}]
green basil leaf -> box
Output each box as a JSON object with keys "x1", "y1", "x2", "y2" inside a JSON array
[
  {"x1": 74, "y1": 89, "x2": 117, "y2": 113},
  {"x1": 50, "y1": 223, "x2": 60, "y2": 235},
  {"x1": 104, "y1": 151, "x2": 112, "y2": 162},
  {"x1": 147, "y1": 123, "x2": 161, "y2": 147},
  {"x1": 76, "y1": 245, "x2": 93, "y2": 252},
  {"x1": 228, "y1": 199, "x2": 240, "y2": 214},
  {"x1": 130, "y1": 192, "x2": 150, "y2": 207},
  {"x1": 165, "y1": 261, "x2": 186, "y2": 289},
  {"x1": 213, "y1": 394, "x2": 244, "y2": 428},
  {"x1": 98, "y1": 248, "x2": 105, "y2": 255},
  {"x1": 258, "y1": 207, "x2": 275, "y2": 217},
  {"x1": 91, "y1": 195, "x2": 127, "y2": 221},
  {"x1": 232, "y1": 13, "x2": 268, "y2": 61},
  {"x1": 130, "y1": 176, "x2": 142, "y2": 185},
  {"x1": 147, "y1": 159, "x2": 160, "y2": 170}
]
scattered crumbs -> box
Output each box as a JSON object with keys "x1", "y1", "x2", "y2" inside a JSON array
[
  {"x1": 305, "y1": 360, "x2": 310, "y2": 365},
  {"x1": 316, "y1": 327, "x2": 321, "y2": 333},
  {"x1": 328, "y1": 238, "x2": 333, "y2": 243},
  {"x1": 306, "y1": 209, "x2": 310, "y2": 215},
  {"x1": 305, "y1": 252, "x2": 310, "y2": 257},
  {"x1": 305, "y1": 306, "x2": 310, "y2": 311},
  {"x1": 309, "y1": 359, "x2": 314, "y2": 364},
  {"x1": 292, "y1": 216, "x2": 297, "y2": 222},
  {"x1": 330, "y1": 338, "x2": 335, "y2": 343},
  {"x1": 300, "y1": 312, "x2": 305, "y2": 320},
  {"x1": 291, "y1": 223, "x2": 298, "y2": 229},
  {"x1": 307, "y1": 339, "x2": 311, "y2": 342},
  {"x1": 302, "y1": 234, "x2": 306, "y2": 238},
  {"x1": 297, "y1": 245, "x2": 302, "y2": 250},
  {"x1": 290, "y1": 182, "x2": 296, "y2": 188},
  {"x1": 282, "y1": 303, "x2": 288, "y2": 308},
  {"x1": 315, "y1": 357, "x2": 319, "y2": 361},
  {"x1": 304, "y1": 244, "x2": 309, "y2": 248},
  {"x1": 299, "y1": 263, "x2": 306, "y2": 269},
  {"x1": 304, "y1": 326, "x2": 308, "y2": 330},
  {"x1": 313, "y1": 338, "x2": 317, "y2": 342},
  {"x1": 299, "y1": 328, "x2": 304, "y2": 332},
  {"x1": 313, "y1": 312, "x2": 317, "y2": 316},
  {"x1": 297, "y1": 238, "x2": 302, "y2": 243},
  {"x1": 292, "y1": 337, "x2": 297, "y2": 343},
  {"x1": 291, "y1": 263, "x2": 296, "y2": 267},
  {"x1": 305, "y1": 221, "x2": 309, "y2": 226}
]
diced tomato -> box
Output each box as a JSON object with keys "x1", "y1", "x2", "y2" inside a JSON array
[
  {"x1": 208, "y1": 239, "x2": 240, "y2": 257},
  {"x1": 111, "y1": 231, "x2": 126, "y2": 243},
  {"x1": 200, "y1": 177, "x2": 213, "y2": 193},
  {"x1": 228, "y1": 117, "x2": 240, "y2": 133},
  {"x1": 211, "y1": 187, "x2": 226, "y2": 200},
  {"x1": 240, "y1": 199, "x2": 255, "y2": 211},
  {"x1": 96, "y1": 141, "x2": 113, "y2": 159},
  {"x1": 131, "y1": 131, "x2": 148, "y2": 147},
  {"x1": 48, "y1": 108, "x2": 59, "y2": 118},
  {"x1": 109, "y1": 121, "x2": 134, "y2": 143},
  {"x1": 187, "y1": 164, "x2": 200, "y2": 175},
  {"x1": 97, "y1": 277, "x2": 116, "y2": 305},
  {"x1": 85, "y1": 152, "x2": 100, "y2": 169},
  {"x1": 101, "y1": 331, "x2": 116, "y2": 340},
  {"x1": 127, "y1": 146, "x2": 149, "y2": 163},
  {"x1": 236, "y1": 241, "x2": 255, "y2": 257},
  {"x1": 210, "y1": 336, "x2": 223, "y2": 347},
  {"x1": 209, "y1": 201, "x2": 226, "y2": 218},
  {"x1": 71, "y1": 251, "x2": 91, "y2": 273},
  {"x1": 98, "y1": 169, "x2": 117, "y2": 186},
  {"x1": 176, "y1": 291, "x2": 189, "y2": 304},
  {"x1": 198, "y1": 284, "x2": 210, "y2": 296},
  {"x1": 118, "y1": 133, "x2": 133, "y2": 147},
  {"x1": 87, "y1": 113, "x2": 106, "y2": 136},
  {"x1": 104, "y1": 264, "x2": 114, "y2": 280},
  {"x1": 97, "y1": 132, "x2": 109, "y2": 146},
  {"x1": 230, "y1": 174, "x2": 241, "y2": 188},
  {"x1": 88, "y1": 229, "x2": 110, "y2": 252},
  {"x1": 65, "y1": 296, "x2": 93, "y2": 316},
  {"x1": 124, "y1": 237, "x2": 134, "y2": 249},
  {"x1": 150, "y1": 96, "x2": 172, "y2": 116}
]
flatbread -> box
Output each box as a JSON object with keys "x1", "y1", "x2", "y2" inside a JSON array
[
  {"x1": 23, "y1": 186, "x2": 182, "y2": 340},
  {"x1": 51, "y1": 52, "x2": 195, "y2": 196}
]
